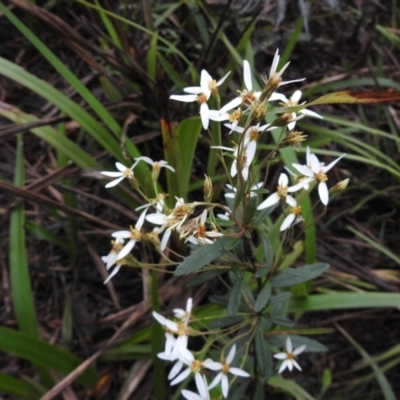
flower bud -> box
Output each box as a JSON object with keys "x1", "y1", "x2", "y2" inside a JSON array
[
  {"x1": 279, "y1": 131, "x2": 308, "y2": 148},
  {"x1": 329, "y1": 178, "x2": 350, "y2": 194},
  {"x1": 203, "y1": 175, "x2": 213, "y2": 202}
]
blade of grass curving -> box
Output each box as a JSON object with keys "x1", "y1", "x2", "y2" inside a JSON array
[
  {"x1": 75, "y1": 0, "x2": 198, "y2": 82},
  {"x1": 177, "y1": 117, "x2": 202, "y2": 197},
  {"x1": 347, "y1": 226, "x2": 400, "y2": 266},
  {"x1": 0, "y1": 327, "x2": 99, "y2": 388},
  {"x1": 94, "y1": 0, "x2": 123, "y2": 50},
  {"x1": 336, "y1": 324, "x2": 396, "y2": 400},
  {"x1": 289, "y1": 292, "x2": 400, "y2": 312},
  {"x1": 0, "y1": 4, "x2": 121, "y2": 136},
  {"x1": 268, "y1": 375, "x2": 316, "y2": 400},
  {"x1": 0, "y1": 373, "x2": 42, "y2": 399},
  {"x1": 0, "y1": 103, "x2": 98, "y2": 168},
  {"x1": 9, "y1": 135, "x2": 52, "y2": 386},
  {"x1": 25, "y1": 221, "x2": 71, "y2": 254},
  {"x1": 279, "y1": 17, "x2": 303, "y2": 68}
]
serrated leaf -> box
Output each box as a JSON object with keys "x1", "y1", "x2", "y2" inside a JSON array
[
  {"x1": 227, "y1": 279, "x2": 244, "y2": 316},
  {"x1": 254, "y1": 281, "x2": 272, "y2": 312},
  {"x1": 254, "y1": 325, "x2": 272, "y2": 378},
  {"x1": 174, "y1": 236, "x2": 235, "y2": 276},
  {"x1": 272, "y1": 263, "x2": 329, "y2": 288}
]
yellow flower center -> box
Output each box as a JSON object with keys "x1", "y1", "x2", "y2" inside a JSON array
[
  {"x1": 191, "y1": 360, "x2": 203, "y2": 373},
  {"x1": 221, "y1": 361, "x2": 230, "y2": 375},
  {"x1": 123, "y1": 168, "x2": 133, "y2": 178},
  {"x1": 241, "y1": 91, "x2": 256, "y2": 105},
  {"x1": 229, "y1": 109, "x2": 242, "y2": 123},
  {"x1": 197, "y1": 93, "x2": 208, "y2": 104},
  {"x1": 290, "y1": 205, "x2": 302, "y2": 215},
  {"x1": 277, "y1": 185, "x2": 288, "y2": 198},
  {"x1": 315, "y1": 171, "x2": 327, "y2": 182},
  {"x1": 196, "y1": 225, "x2": 207, "y2": 238},
  {"x1": 248, "y1": 128, "x2": 259, "y2": 142},
  {"x1": 129, "y1": 227, "x2": 142, "y2": 241}
]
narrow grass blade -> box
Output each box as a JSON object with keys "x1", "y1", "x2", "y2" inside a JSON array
[
  {"x1": 0, "y1": 373, "x2": 41, "y2": 399},
  {"x1": 336, "y1": 324, "x2": 396, "y2": 400},
  {"x1": 289, "y1": 293, "x2": 400, "y2": 312},
  {"x1": 0, "y1": 327, "x2": 99, "y2": 388},
  {"x1": 268, "y1": 375, "x2": 316, "y2": 400}
]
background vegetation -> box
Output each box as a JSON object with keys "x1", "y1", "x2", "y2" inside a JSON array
[{"x1": 0, "y1": 0, "x2": 399, "y2": 399}]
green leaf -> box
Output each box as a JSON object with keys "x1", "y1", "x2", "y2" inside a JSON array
[
  {"x1": 321, "y1": 369, "x2": 332, "y2": 394},
  {"x1": 270, "y1": 292, "x2": 292, "y2": 305},
  {"x1": 289, "y1": 293, "x2": 400, "y2": 312},
  {"x1": 272, "y1": 263, "x2": 329, "y2": 288},
  {"x1": 0, "y1": 327, "x2": 99, "y2": 388},
  {"x1": 186, "y1": 269, "x2": 226, "y2": 287},
  {"x1": 209, "y1": 316, "x2": 244, "y2": 329},
  {"x1": 254, "y1": 281, "x2": 272, "y2": 313},
  {"x1": 177, "y1": 117, "x2": 202, "y2": 197},
  {"x1": 254, "y1": 324, "x2": 272, "y2": 379},
  {"x1": 227, "y1": 278, "x2": 244, "y2": 316},
  {"x1": 174, "y1": 236, "x2": 236, "y2": 276},
  {"x1": 269, "y1": 316, "x2": 294, "y2": 327},
  {"x1": 0, "y1": 373, "x2": 41, "y2": 398},
  {"x1": 268, "y1": 375, "x2": 316, "y2": 400}
]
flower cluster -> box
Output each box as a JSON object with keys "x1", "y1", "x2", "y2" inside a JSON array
[
  {"x1": 97, "y1": 49, "x2": 348, "y2": 398},
  {"x1": 153, "y1": 298, "x2": 250, "y2": 398}
]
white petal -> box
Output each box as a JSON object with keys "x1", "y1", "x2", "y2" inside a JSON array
[
  {"x1": 183, "y1": 86, "x2": 202, "y2": 94},
  {"x1": 280, "y1": 213, "x2": 296, "y2": 231},
  {"x1": 101, "y1": 171, "x2": 123, "y2": 177},
  {"x1": 257, "y1": 192, "x2": 280, "y2": 210},
  {"x1": 221, "y1": 374, "x2": 229, "y2": 398},
  {"x1": 134, "y1": 156, "x2": 153, "y2": 166},
  {"x1": 286, "y1": 195, "x2": 297, "y2": 207},
  {"x1": 224, "y1": 123, "x2": 244, "y2": 134},
  {"x1": 168, "y1": 360, "x2": 183, "y2": 380},
  {"x1": 245, "y1": 141, "x2": 257, "y2": 165},
  {"x1": 278, "y1": 359, "x2": 289, "y2": 374},
  {"x1": 270, "y1": 49, "x2": 280, "y2": 76},
  {"x1": 286, "y1": 337, "x2": 293, "y2": 353},
  {"x1": 117, "y1": 240, "x2": 135, "y2": 260},
  {"x1": 273, "y1": 352, "x2": 288, "y2": 360},
  {"x1": 229, "y1": 367, "x2": 250, "y2": 377},
  {"x1": 181, "y1": 390, "x2": 203, "y2": 400},
  {"x1": 111, "y1": 230, "x2": 131, "y2": 239},
  {"x1": 115, "y1": 162, "x2": 128, "y2": 172},
  {"x1": 146, "y1": 213, "x2": 166, "y2": 225},
  {"x1": 208, "y1": 372, "x2": 223, "y2": 390},
  {"x1": 230, "y1": 160, "x2": 237, "y2": 178},
  {"x1": 195, "y1": 373, "x2": 208, "y2": 397},
  {"x1": 322, "y1": 153, "x2": 346, "y2": 173},
  {"x1": 219, "y1": 97, "x2": 242, "y2": 114},
  {"x1": 300, "y1": 109, "x2": 323, "y2": 119},
  {"x1": 292, "y1": 359, "x2": 302, "y2": 371},
  {"x1": 292, "y1": 163, "x2": 314, "y2": 177},
  {"x1": 200, "y1": 69, "x2": 212, "y2": 97},
  {"x1": 217, "y1": 70, "x2": 231, "y2": 86},
  {"x1": 291, "y1": 90, "x2": 302, "y2": 103},
  {"x1": 152, "y1": 311, "x2": 167, "y2": 325},
  {"x1": 169, "y1": 94, "x2": 197, "y2": 102},
  {"x1": 105, "y1": 176, "x2": 125, "y2": 188},
  {"x1": 268, "y1": 92, "x2": 287, "y2": 102},
  {"x1": 293, "y1": 344, "x2": 306, "y2": 356},
  {"x1": 103, "y1": 265, "x2": 121, "y2": 283},
  {"x1": 203, "y1": 359, "x2": 222, "y2": 371},
  {"x1": 161, "y1": 229, "x2": 172, "y2": 251},
  {"x1": 243, "y1": 60, "x2": 253, "y2": 91},
  {"x1": 200, "y1": 103, "x2": 209, "y2": 129},
  {"x1": 226, "y1": 344, "x2": 236, "y2": 364},
  {"x1": 170, "y1": 367, "x2": 191, "y2": 386},
  {"x1": 135, "y1": 209, "x2": 147, "y2": 230},
  {"x1": 318, "y1": 182, "x2": 329, "y2": 205},
  {"x1": 278, "y1": 173, "x2": 289, "y2": 186},
  {"x1": 310, "y1": 153, "x2": 322, "y2": 173}
]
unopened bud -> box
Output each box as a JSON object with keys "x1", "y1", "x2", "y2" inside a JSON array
[
  {"x1": 152, "y1": 162, "x2": 161, "y2": 181},
  {"x1": 329, "y1": 178, "x2": 350, "y2": 194},
  {"x1": 250, "y1": 102, "x2": 267, "y2": 121},
  {"x1": 204, "y1": 175, "x2": 213, "y2": 202},
  {"x1": 280, "y1": 131, "x2": 308, "y2": 148}
]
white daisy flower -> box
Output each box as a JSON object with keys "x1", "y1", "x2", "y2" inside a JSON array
[
  {"x1": 292, "y1": 151, "x2": 345, "y2": 205},
  {"x1": 274, "y1": 337, "x2": 306, "y2": 374},
  {"x1": 205, "y1": 344, "x2": 250, "y2": 398},
  {"x1": 101, "y1": 160, "x2": 139, "y2": 188}
]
